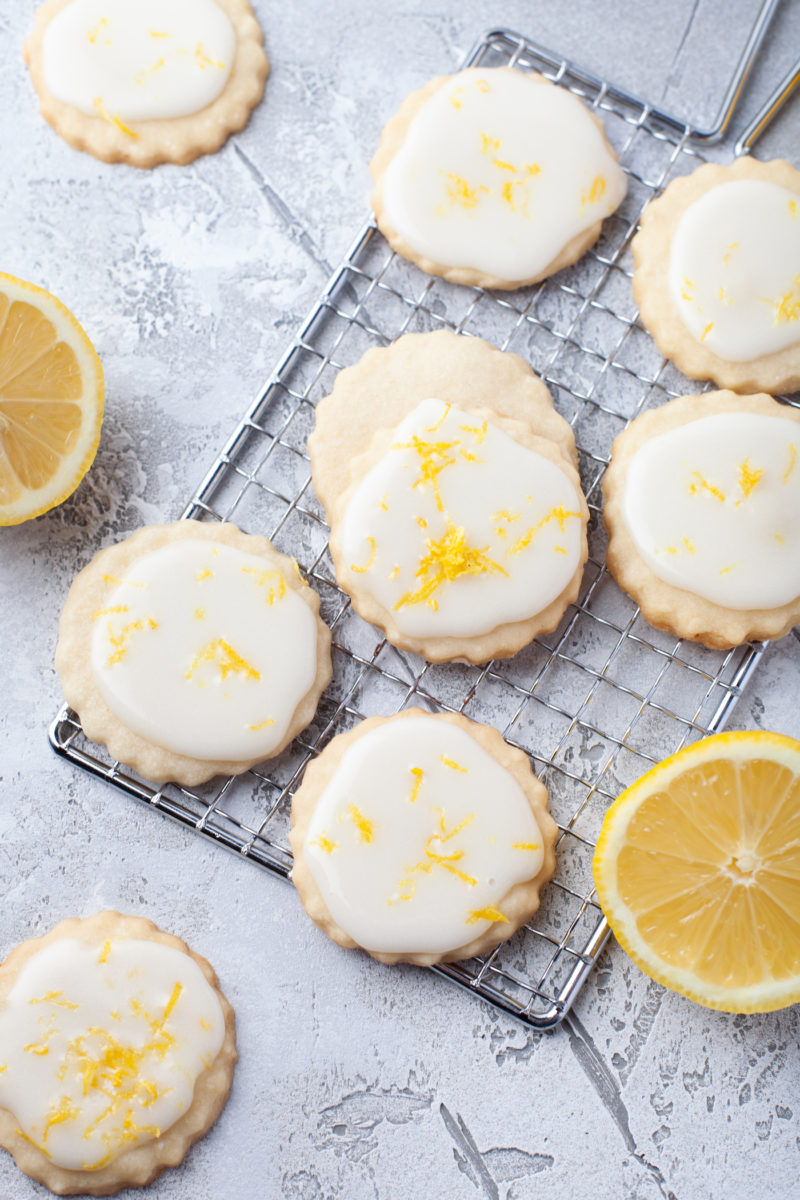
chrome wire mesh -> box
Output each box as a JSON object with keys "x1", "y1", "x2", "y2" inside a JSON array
[{"x1": 51, "y1": 26, "x2": 792, "y2": 1029}]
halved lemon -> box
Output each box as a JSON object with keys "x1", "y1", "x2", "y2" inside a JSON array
[
  {"x1": 0, "y1": 272, "x2": 104, "y2": 525},
  {"x1": 593, "y1": 730, "x2": 800, "y2": 1013}
]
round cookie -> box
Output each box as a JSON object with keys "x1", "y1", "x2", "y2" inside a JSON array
[
  {"x1": 289, "y1": 709, "x2": 558, "y2": 967},
  {"x1": 632, "y1": 157, "x2": 800, "y2": 394},
  {"x1": 0, "y1": 911, "x2": 236, "y2": 1196},
  {"x1": 308, "y1": 329, "x2": 578, "y2": 522},
  {"x1": 603, "y1": 391, "x2": 800, "y2": 648},
  {"x1": 328, "y1": 397, "x2": 589, "y2": 663},
  {"x1": 55, "y1": 520, "x2": 332, "y2": 785},
  {"x1": 371, "y1": 67, "x2": 627, "y2": 290},
  {"x1": 24, "y1": 0, "x2": 269, "y2": 167}
]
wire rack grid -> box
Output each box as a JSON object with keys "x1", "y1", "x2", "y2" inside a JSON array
[{"x1": 52, "y1": 26, "x2": 797, "y2": 1030}]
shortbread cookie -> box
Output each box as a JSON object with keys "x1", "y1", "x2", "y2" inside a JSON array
[
  {"x1": 328, "y1": 397, "x2": 589, "y2": 662},
  {"x1": 309, "y1": 330, "x2": 578, "y2": 521},
  {"x1": 371, "y1": 67, "x2": 627, "y2": 290},
  {"x1": 632, "y1": 158, "x2": 800, "y2": 393},
  {"x1": 290, "y1": 709, "x2": 558, "y2": 966},
  {"x1": 603, "y1": 391, "x2": 800, "y2": 648},
  {"x1": 55, "y1": 520, "x2": 332, "y2": 785},
  {"x1": 24, "y1": 0, "x2": 269, "y2": 167},
  {"x1": 0, "y1": 911, "x2": 236, "y2": 1196}
]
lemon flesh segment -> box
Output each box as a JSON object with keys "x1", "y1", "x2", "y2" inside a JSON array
[
  {"x1": 0, "y1": 275, "x2": 103, "y2": 526},
  {"x1": 593, "y1": 731, "x2": 800, "y2": 1013}
]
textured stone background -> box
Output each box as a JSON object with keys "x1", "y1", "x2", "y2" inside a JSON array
[{"x1": 2, "y1": 1, "x2": 800, "y2": 1197}]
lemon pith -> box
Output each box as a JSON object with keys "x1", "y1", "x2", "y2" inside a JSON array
[
  {"x1": 0, "y1": 272, "x2": 104, "y2": 525},
  {"x1": 593, "y1": 730, "x2": 800, "y2": 1013}
]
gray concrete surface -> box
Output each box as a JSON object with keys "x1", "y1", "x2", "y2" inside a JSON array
[{"x1": 2, "y1": 1, "x2": 800, "y2": 1197}]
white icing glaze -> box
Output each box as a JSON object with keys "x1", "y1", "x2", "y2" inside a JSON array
[
  {"x1": 668, "y1": 180, "x2": 800, "y2": 362},
  {"x1": 380, "y1": 69, "x2": 626, "y2": 282},
  {"x1": 0, "y1": 937, "x2": 224, "y2": 1171},
  {"x1": 303, "y1": 717, "x2": 545, "y2": 954},
  {"x1": 42, "y1": 0, "x2": 235, "y2": 123},
  {"x1": 337, "y1": 399, "x2": 584, "y2": 638},
  {"x1": 622, "y1": 413, "x2": 800, "y2": 609},
  {"x1": 90, "y1": 539, "x2": 320, "y2": 761}
]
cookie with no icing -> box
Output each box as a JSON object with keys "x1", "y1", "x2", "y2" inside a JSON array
[
  {"x1": 632, "y1": 157, "x2": 800, "y2": 394},
  {"x1": 290, "y1": 709, "x2": 558, "y2": 966},
  {"x1": 0, "y1": 911, "x2": 236, "y2": 1196},
  {"x1": 371, "y1": 67, "x2": 627, "y2": 290},
  {"x1": 603, "y1": 391, "x2": 800, "y2": 648},
  {"x1": 24, "y1": 0, "x2": 269, "y2": 167},
  {"x1": 55, "y1": 520, "x2": 332, "y2": 785}
]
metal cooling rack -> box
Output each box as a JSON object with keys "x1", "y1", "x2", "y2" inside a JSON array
[{"x1": 52, "y1": 19, "x2": 799, "y2": 1030}]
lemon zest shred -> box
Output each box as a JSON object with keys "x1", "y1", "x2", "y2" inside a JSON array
[
  {"x1": 445, "y1": 173, "x2": 482, "y2": 209},
  {"x1": 689, "y1": 472, "x2": 726, "y2": 503},
  {"x1": 507, "y1": 506, "x2": 581, "y2": 557},
  {"x1": 774, "y1": 274, "x2": 800, "y2": 325},
  {"x1": 388, "y1": 565, "x2": 400, "y2": 581},
  {"x1": 102, "y1": 574, "x2": 146, "y2": 588},
  {"x1": 460, "y1": 419, "x2": 488, "y2": 443},
  {"x1": 700, "y1": 321, "x2": 714, "y2": 341},
  {"x1": 395, "y1": 521, "x2": 509, "y2": 611},
  {"x1": 480, "y1": 132, "x2": 500, "y2": 154},
  {"x1": 493, "y1": 158, "x2": 516, "y2": 172},
  {"x1": 783, "y1": 443, "x2": 797, "y2": 483},
  {"x1": 441, "y1": 756, "x2": 467, "y2": 772},
  {"x1": 134, "y1": 56, "x2": 165, "y2": 84},
  {"x1": 42, "y1": 1097, "x2": 80, "y2": 1144},
  {"x1": 92, "y1": 605, "x2": 129, "y2": 620},
  {"x1": 30, "y1": 991, "x2": 79, "y2": 1010},
  {"x1": 737, "y1": 459, "x2": 763, "y2": 499},
  {"x1": 581, "y1": 175, "x2": 606, "y2": 212},
  {"x1": 393, "y1": 433, "x2": 461, "y2": 511},
  {"x1": 92, "y1": 97, "x2": 139, "y2": 139},
  {"x1": 409, "y1": 767, "x2": 424, "y2": 803},
  {"x1": 554, "y1": 544, "x2": 567, "y2": 555},
  {"x1": 195, "y1": 42, "x2": 225, "y2": 69},
  {"x1": 512, "y1": 842, "x2": 540, "y2": 851},
  {"x1": 247, "y1": 718, "x2": 275, "y2": 730},
  {"x1": 343, "y1": 805, "x2": 375, "y2": 844},
  {"x1": 87, "y1": 18, "x2": 108, "y2": 43},
  {"x1": 424, "y1": 403, "x2": 452, "y2": 433},
  {"x1": 466, "y1": 905, "x2": 508, "y2": 925},
  {"x1": 350, "y1": 536, "x2": 376, "y2": 574},
  {"x1": 312, "y1": 833, "x2": 338, "y2": 854},
  {"x1": 476, "y1": 79, "x2": 490, "y2": 93},
  {"x1": 242, "y1": 565, "x2": 286, "y2": 604},
  {"x1": 185, "y1": 639, "x2": 260, "y2": 682},
  {"x1": 106, "y1": 618, "x2": 158, "y2": 667}
]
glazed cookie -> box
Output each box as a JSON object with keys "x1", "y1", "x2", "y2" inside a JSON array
[
  {"x1": 603, "y1": 391, "x2": 800, "y2": 648},
  {"x1": 632, "y1": 157, "x2": 800, "y2": 394},
  {"x1": 290, "y1": 709, "x2": 558, "y2": 966},
  {"x1": 55, "y1": 520, "x2": 332, "y2": 785},
  {"x1": 328, "y1": 397, "x2": 589, "y2": 663},
  {"x1": 371, "y1": 67, "x2": 627, "y2": 290},
  {"x1": 308, "y1": 329, "x2": 578, "y2": 522},
  {"x1": 24, "y1": 0, "x2": 269, "y2": 167},
  {"x1": 0, "y1": 911, "x2": 236, "y2": 1196}
]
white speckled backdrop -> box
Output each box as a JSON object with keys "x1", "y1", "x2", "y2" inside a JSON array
[{"x1": 2, "y1": 1, "x2": 800, "y2": 1197}]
